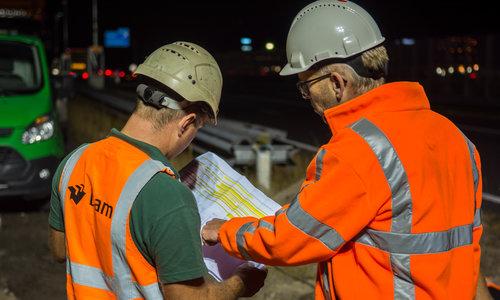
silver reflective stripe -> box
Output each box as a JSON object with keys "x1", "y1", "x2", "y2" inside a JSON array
[
  {"x1": 59, "y1": 144, "x2": 90, "y2": 214},
  {"x1": 391, "y1": 253, "x2": 413, "y2": 299},
  {"x1": 67, "y1": 259, "x2": 113, "y2": 292},
  {"x1": 236, "y1": 220, "x2": 276, "y2": 261},
  {"x1": 235, "y1": 148, "x2": 344, "y2": 262},
  {"x1": 286, "y1": 195, "x2": 345, "y2": 251},
  {"x1": 355, "y1": 224, "x2": 473, "y2": 254},
  {"x1": 236, "y1": 222, "x2": 257, "y2": 260},
  {"x1": 350, "y1": 118, "x2": 412, "y2": 234},
  {"x1": 461, "y1": 133, "x2": 479, "y2": 201},
  {"x1": 64, "y1": 157, "x2": 165, "y2": 299},
  {"x1": 67, "y1": 259, "x2": 162, "y2": 298},
  {"x1": 349, "y1": 118, "x2": 415, "y2": 298},
  {"x1": 321, "y1": 262, "x2": 331, "y2": 300},
  {"x1": 110, "y1": 158, "x2": 165, "y2": 299},
  {"x1": 460, "y1": 131, "x2": 481, "y2": 228},
  {"x1": 275, "y1": 208, "x2": 286, "y2": 217},
  {"x1": 474, "y1": 208, "x2": 482, "y2": 229},
  {"x1": 285, "y1": 148, "x2": 345, "y2": 252},
  {"x1": 315, "y1": 148, "x2": 327, "y2": 181}
]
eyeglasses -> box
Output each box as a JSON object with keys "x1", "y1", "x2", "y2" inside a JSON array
[{"x1": 296, "y1": 73, "x2": 347, "y2": 99}]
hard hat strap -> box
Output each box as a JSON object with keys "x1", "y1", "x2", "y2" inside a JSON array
[
  {"x1": 343, "y1": 54, "x2": 387, "y2": 80},
  {"x1": 136, "y1": 84, "x2": 189, "y2": 110}
]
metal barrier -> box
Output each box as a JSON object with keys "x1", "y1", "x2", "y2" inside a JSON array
[{"x1": 77, "y1": 85, "x2": 319, "y2": 188}]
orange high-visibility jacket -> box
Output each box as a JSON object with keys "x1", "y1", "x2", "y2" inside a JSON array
[
  {"x1": 58, "y1": 136, "x2": 175, "y2": 299},
  {"x1": 219, "y1": 82, "x2": 483, "y2": 299}
]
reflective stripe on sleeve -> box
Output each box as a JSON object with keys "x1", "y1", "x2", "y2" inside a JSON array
[
  {"x1": 236, "y1": 220, "x2": 276, "y2": 261},
  {"x1": 286, "y1": 195, "x2": 345, "y2": 252},
  {"x1": 459, "y1": 131, "x2": 482, "y2": 229},
  {"x1": 315, "y1": 148, "x2": 327, "y2": 181},
  {"x1": 321, "y1": 261, "x2": 332, "y2": 300}
]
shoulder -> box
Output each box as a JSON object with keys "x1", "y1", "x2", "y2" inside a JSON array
[
  {"x1": 52, "y1": 143, "x2": 91, "y2": 193},
  {"x1": 142, "y1": 172, "x2": 197, "y2": 209},
  {"x1": 131, "y1": 171, "x2": 199, "y2": 226}
]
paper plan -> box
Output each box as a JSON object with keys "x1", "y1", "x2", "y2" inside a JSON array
[{"x1": 180, "y1": 152, "x2": 281, "y2": 281}]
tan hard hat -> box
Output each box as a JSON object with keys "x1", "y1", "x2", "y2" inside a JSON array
[
  {"x1": 135, "y1": 42, "x2": 222, "y2": 124},
  {"x1": 281, "y1": 0, "x2": 385, "y2": 76}
]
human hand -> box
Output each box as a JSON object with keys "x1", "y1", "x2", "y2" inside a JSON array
[
  {"x1": 233, "y1": 262, "x2": 268, "y2": 297},
  {"x1": 201, "y1": 218, "x2": 227, "y2": 246}
]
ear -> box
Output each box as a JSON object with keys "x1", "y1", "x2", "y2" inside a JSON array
[
  {"x1": 330, "y1": 72, "x2": 345, "y2": 102},
  {"x1": 177, "y1": 113, "x2": 197, "y2": 137}
]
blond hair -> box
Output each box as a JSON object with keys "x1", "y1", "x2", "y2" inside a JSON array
[
  {"x1": 133, "y1": 99, "x2": 205, "y2": 131},
  {"x1": 318, "y1": 45, "x2": 389, "y2": 97}
]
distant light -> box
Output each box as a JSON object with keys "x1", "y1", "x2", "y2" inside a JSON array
[
  {"x1": 241, "y1": 45, "x2": 253, "y2": 52},
  {"x1": 448, "y1": 66, "x2": 454, "y2": 74},
  {"x1": 119, "y1": 71, "x2": 125, "y2": 78},
  {"x1": 401, "y1": 38, "x2": 415, "y2": 46},
  {"x1": 38, "y1": 169, "x2": 50, "y2": 180},
  {"x1": 265, "y1": 42, "x2": 275, "y2": 51},
  {"x1": 473, "y1": 64, "x2": 479, "y2": 71},
  {"x1": 458, "y1": 65, "x2": 465, "y2": 74},
  {"x1": 436, "y1": 67, "x2": 446, "y2": 77},
  {"x1": 82, "y1": 72, "x2": 89, "y2": 79},
  {"x1": 470, "y1": 72, "x2": 477, "y2": 79},
  {"x1": 129, "y1": 63, "x2": 137, "y2": 72},
  {"x1": 52, "y1": 68, "x2": 60, "y2": 76},
  {"x1": 97, "y1": 69, "x2": 103, "y2": 76},
  {"x1": 466, "y1": 66, "x2": 472, "y2": 74},
  {"x1": 105, "y1": 69, "x2": 112, "y2": 76},
  {"x1": 240, "y1": 37, "x2": 252, "y2": 45},
  {"x1": 71, "y1": 62, "x2": 86, "y2": 70}
]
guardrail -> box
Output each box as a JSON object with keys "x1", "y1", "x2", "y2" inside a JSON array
[{"x1": 77, "y1": 84, "x2": 319, "y2": 189}]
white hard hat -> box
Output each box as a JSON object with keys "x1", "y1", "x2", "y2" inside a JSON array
[
  {"x1": 135, "y1": 41, "x2": 222, "y2": 124},
  {"x1": 280, "y1": 0, "x2": 385, "y2": 76}
]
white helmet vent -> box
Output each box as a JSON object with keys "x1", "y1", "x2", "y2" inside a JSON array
[
  {"x1": 296, "y1": 3, "x2": 349, "y2": 21},
  {"x1": 175, "y1": 42, "x2": 200, "y2": 55},
  {"x1": 161, "y1": 48, "x2": 187, "y2": 61}
]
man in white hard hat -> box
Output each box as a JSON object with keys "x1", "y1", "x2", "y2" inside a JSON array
[
  {"x1": 48, "y1": 41, "x2": 266, "y2": 299},
  {"x1": 202, "y1": 1, "x2": 491, "y2": 299}
]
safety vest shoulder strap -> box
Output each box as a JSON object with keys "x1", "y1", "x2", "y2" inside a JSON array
[{"x1": 59, "y1": 144, "x2": 90, "y2": 214}]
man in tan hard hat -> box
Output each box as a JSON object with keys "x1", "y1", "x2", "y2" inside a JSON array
[
  {"x1": 202, "y1": 1, "x2": 491, "y2": 299},
  {"x1": 48, "y1": 41, "x2": 267, "y2": 299}
]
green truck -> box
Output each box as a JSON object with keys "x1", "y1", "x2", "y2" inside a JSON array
[{"x1": 0, "y1": 33, "x2": 65, "y2": 200}]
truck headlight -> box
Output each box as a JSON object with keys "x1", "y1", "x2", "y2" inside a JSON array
[{"x1": 21, "y1": 114, "x2": 55, "y2": 144}]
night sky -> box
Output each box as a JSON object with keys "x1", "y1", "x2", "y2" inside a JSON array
[{"x1": 46, "y1": 0, "x2": 499, "y2": 68}]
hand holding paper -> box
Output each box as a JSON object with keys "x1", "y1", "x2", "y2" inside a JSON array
[
  {"x1": 201, "y1": 218, "x2": 226, "y2": 246},
  {"x1": 179, "y1": 152, "x2": 281, "y2": 281}
]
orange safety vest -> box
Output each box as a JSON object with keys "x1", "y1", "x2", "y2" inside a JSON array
[
  {"x1": 219, "y1": 82, "x2": 483, "y2": 299},
  {"x1": 58, "y1": 136, "x2": 174, "y2": 299}
]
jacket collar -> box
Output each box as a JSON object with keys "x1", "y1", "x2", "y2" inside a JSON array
[
  {"x1": 108, "y1": 128, "x2": 180, "y2": 178},
  {"x1": 324, "y1": 82, "x2": 430, "y2": 134}
]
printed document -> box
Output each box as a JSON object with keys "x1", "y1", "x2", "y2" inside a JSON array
[{"x1": 180, "y1": 152, "x2": 281, "y2": 281}]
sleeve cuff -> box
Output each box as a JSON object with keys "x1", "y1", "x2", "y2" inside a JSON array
[{"x1": 219, "y1": 217, "x2": 257, "y2": 260}]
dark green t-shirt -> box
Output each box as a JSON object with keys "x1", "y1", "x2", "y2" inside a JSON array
[{"x1": 48, "y1": 129, "x2": 208, "y2": 284}]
